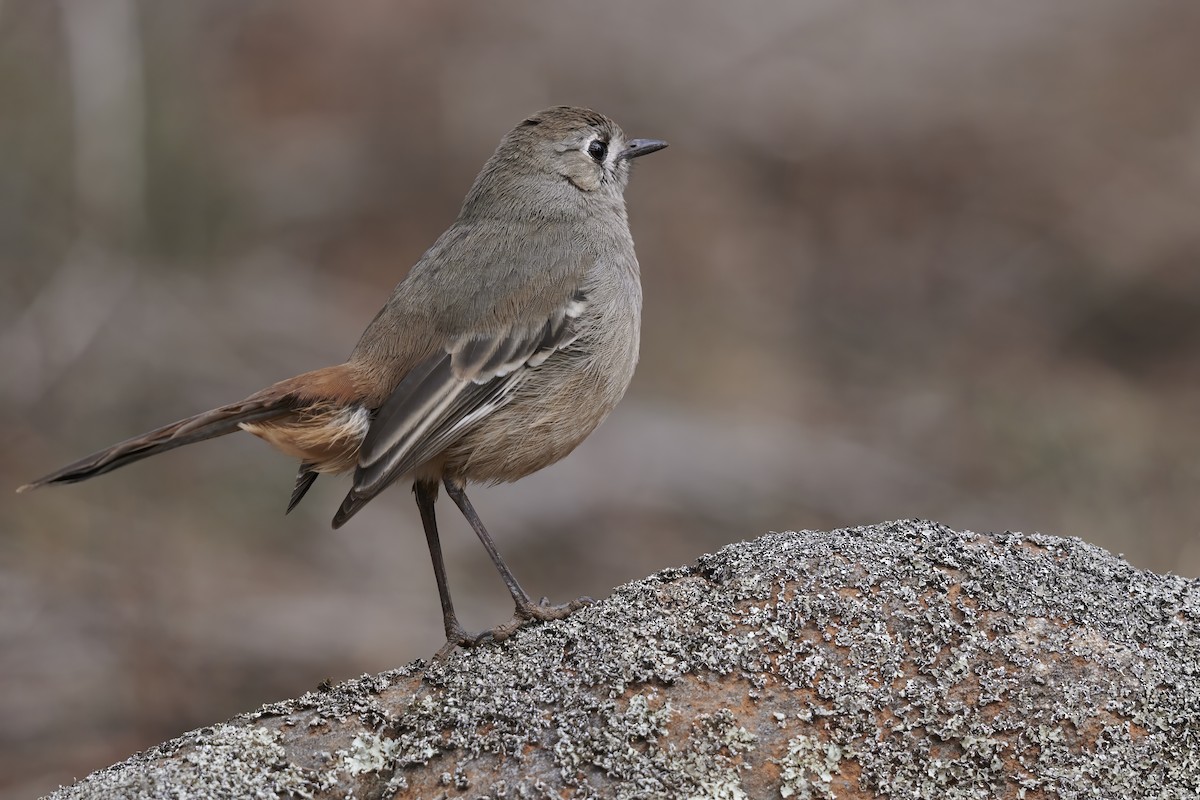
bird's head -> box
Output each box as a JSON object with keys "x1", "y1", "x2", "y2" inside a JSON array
[{"x1": 463, "y1": 106, "x2": 667, "y2": 220}]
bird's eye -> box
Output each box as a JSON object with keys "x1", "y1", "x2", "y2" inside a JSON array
[{"x1": 587, "y1": 139, "x2": 608, "y2": 162}]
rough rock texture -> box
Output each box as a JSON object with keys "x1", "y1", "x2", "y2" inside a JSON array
[{"x1": 44, "y1": 520, "x2": 1200, "y2": 799}]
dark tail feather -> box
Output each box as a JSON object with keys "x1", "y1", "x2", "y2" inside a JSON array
[
  {"x1": 18, "y1": 401, "x2": 292, "y2": 492},
  {"x1": 287, "y1": 465, "x2": 320, "y2": 514}
]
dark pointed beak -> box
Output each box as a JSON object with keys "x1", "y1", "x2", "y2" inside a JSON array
[{"x1": 619, "y1": 138, "x2": 669, "y2": 161}]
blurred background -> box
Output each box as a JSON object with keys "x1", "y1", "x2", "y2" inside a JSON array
[{"x1": 3, "y1": 0, "x2": 1200, "y2": 795}]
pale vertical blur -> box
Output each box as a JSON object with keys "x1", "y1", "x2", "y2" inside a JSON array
[{"x1": 3, "y1": 1, "x2": 1200, "y2": 795}]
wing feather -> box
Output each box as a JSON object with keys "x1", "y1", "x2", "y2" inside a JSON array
[{"x1": 331, "y1": 298, "x2": 584, "y2": 528}]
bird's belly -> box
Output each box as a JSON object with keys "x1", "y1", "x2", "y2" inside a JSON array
[{"x1": 438, "y1": 357, "x2": 631, "y2": 484}]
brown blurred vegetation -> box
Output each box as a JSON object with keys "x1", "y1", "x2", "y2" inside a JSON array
[{"x1": 3, "y1": 1, "x2": 1200, "y2": 797}]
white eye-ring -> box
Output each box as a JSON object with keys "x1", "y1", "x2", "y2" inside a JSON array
[{"x1": 586, "y1": 139, "x2": 609, "y2": 162}]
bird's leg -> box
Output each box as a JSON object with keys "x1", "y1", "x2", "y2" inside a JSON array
[
  {"x1": 413, "y1": 480, "x2": 491, "y2": 657},
  {"x1": 443, "y1": 478, "x2": 591, "y2": 639}
]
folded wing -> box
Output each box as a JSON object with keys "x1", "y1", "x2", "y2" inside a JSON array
[{"x1": 331, "y1": 291, "x2": 586, "y2": 528}]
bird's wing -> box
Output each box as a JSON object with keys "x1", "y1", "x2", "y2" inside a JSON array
[{"x1": 331, "y1": 290, "x2": 587, "y2": 527}]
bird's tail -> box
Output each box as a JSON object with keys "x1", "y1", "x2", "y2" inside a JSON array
[{"x1": 17, "y1": 398, "x2": 295, "y2": 492}]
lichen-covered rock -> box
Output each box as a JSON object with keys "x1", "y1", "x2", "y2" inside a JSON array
[{"x1": 44, "y1": 520, "x2": 1200, "y2": 799}]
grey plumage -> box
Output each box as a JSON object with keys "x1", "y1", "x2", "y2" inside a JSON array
[
  {"x1": 20, "y1": 106, "x2": 666, "y2": 652},
  {"x1": 335, "y1": 108, "x2": 657, "y2": 525}
]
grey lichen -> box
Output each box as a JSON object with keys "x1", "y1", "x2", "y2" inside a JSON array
[
  {"x1": 43, "y1": 520, "x2": 1200, "y2": 799},
  {"x1": 777, "y1": 734, "x2": 843, "y2": 799},
  {"x1": 46, "y1": 723, "x2": 322, "y2": 799}
]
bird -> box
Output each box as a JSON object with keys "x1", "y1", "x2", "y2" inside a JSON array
[{"x1": 18, "y1": 106, "x2": 667, "y2": 653}]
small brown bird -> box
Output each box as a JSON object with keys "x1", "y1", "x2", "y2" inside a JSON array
[{"x1": 19, "y1": 106, "x2": 666, "y2": 652}]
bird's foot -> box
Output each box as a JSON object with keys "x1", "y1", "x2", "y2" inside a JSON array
[
  {"x1": 516, "y1": 594, "x2": 595, "y2": 622},
  {"x1": 434, "y1": 620, "x2": 496, "y2": 661},
  {"x1": 434, "y1": 596, "x2": 595, "y2": 658}
]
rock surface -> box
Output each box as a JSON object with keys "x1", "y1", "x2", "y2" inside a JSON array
[{"x1": 44, "y1": 520, "x2": 1200, "y2": 799}]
